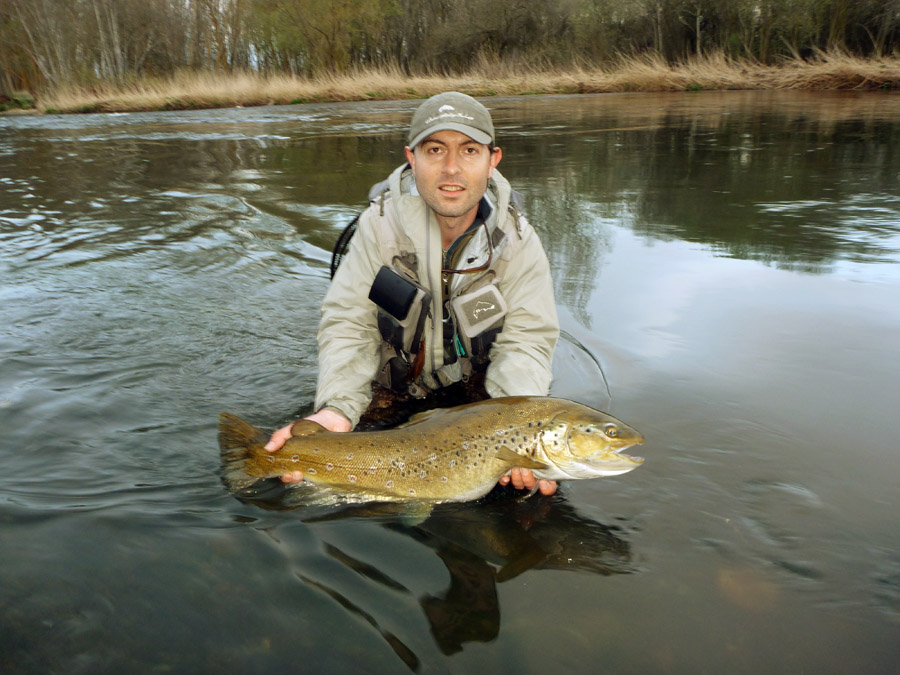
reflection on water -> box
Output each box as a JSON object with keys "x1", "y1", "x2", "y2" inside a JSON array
[
  {"x1": 277, "y1": 493, "x2": 631, "y2": 668},
  {"x1": 504, "y1": 92, "x2": 900, "y2": 314},
  {"x1": 2, "y1": 91, "x2": 900, "y2": 673}
]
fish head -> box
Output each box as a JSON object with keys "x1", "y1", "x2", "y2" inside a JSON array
[{"x1": 538, "y1": 407, "x2": 644, "y2": 479}]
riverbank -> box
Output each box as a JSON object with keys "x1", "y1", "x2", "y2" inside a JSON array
[{"x1": 19, "y1": 51, "x2": 900, "y2": 115}]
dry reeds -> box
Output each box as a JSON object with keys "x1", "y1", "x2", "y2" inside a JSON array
[{"x1": 36, "y1": 51, "x2": 900, "y2": 114}]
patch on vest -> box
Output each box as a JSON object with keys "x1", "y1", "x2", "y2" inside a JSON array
[{"x1": 451, "y1": 284, "x2": 508, "y2": 338}]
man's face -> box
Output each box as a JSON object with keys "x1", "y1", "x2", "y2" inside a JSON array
[{"x1": 405, "y1": 130, "x2": 502, "y2": 225}]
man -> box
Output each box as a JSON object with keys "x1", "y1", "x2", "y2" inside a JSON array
[{"x1": 266, "y1": 92, "x2": 560, "y2": 495}]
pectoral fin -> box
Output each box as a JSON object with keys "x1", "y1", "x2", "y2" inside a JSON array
[{"x1": 494, "y1": 446, "x2": 549, "y2": 471}]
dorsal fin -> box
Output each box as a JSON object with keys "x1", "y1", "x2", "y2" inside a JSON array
[
  {"x1": 290, "y1": 419, "x2": 329, "y2": 437},
  {"x1": 396, "y1": 407, "x2": 450, "y2": 427}
]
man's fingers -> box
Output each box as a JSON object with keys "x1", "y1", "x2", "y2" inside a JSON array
[
  {"x1": 503, "y1": 469, "x2": 557, "y2": 495},
  {"x1": 280, "y1": 470, "x2": 303, "y2": 483},
  {"x1": 265, "y1": 425, "x2": 293, "y2": 452},
  {"x1": 538, "y1": 479, "x2": 558, "y2": 496},
  {"x1": 508, "y1": 467, "x2": 534, "y2": 490}
]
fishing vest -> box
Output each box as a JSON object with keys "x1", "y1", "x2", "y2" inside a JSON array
[{"x1": 332, "y1": 165, "x2": 526, "y2": 398}]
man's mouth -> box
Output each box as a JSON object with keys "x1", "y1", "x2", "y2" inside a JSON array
[{"x1": 440, "y1": 185, "x2": 465, "y2": 193}]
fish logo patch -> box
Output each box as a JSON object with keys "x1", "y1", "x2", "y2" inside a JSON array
[{"x1": 426, "y1": 104, "x2": 475, "y2": 124}]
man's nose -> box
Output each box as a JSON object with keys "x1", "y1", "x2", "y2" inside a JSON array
[{"x1": 442, "y1": 150, "x2": 460, "y2": 174}]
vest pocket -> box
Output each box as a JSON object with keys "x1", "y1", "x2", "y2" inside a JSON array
[{"x1": 370, "y1": 265, "x2": 431, "y2": 354}]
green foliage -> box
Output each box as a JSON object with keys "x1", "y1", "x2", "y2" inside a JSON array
[{"x1": 0, "y1": 91, "x2": 34, "y2": 111}]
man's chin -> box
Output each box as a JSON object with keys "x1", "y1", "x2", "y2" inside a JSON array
[{"x1": 430, "y1": 197, "x2": 478, "y2": 220}]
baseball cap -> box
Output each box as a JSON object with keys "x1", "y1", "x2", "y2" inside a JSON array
[{"x1": 407, "y1": 92, "x2": 495, "y2": 149}]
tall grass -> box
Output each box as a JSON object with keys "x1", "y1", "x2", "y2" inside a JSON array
[{"x1": 37, "y1": 51, "x2": 900, "y2": 114}]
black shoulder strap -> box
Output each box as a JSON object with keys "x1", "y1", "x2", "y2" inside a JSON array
[
  {"x1": 331, "y1": 178, "x2": 393, "y2": 279},
  {"x1": 330, "y1": 213, "x2": 360, "y2": 280}
]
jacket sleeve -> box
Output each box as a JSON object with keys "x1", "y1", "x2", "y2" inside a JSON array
[
  {"x1": 484, "y1": 216, "x2": 559, "y2": 397},
  {"x1": 314, "y1": 208, "x2": 384, "y2": 428}
]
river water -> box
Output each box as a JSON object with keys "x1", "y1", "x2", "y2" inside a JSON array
[{"x1": 1, "y1": 91, "x2": 899, "y2": 673}]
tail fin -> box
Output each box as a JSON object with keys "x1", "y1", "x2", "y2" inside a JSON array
[{"x1": 218, "y1": 413, "x2": 269, "y2": 493}]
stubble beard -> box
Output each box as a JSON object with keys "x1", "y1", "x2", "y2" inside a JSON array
[{"x1": 421, "y1": 177, "x2": 488, "y2": 221}]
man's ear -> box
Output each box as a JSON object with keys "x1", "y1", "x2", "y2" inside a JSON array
[{"x1": 488, "y1": 146, "x2": 502, "y2": 176}]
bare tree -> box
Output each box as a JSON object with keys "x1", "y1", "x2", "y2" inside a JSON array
[{"x1": 3, "y1": 0, "x2": 900, "y2": 95}]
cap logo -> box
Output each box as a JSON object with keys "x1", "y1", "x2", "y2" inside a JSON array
[{"x1": 425, "y1": 106, "x2": 475, "y2": 125}]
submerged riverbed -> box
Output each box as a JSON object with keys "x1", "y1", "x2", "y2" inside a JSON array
[{"x1": 1, "y1": 91, "x2": 899, "y2": 673}]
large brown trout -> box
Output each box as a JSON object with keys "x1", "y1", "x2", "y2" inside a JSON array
[{"x1": 219, "y1": 396, "x2": 644, "y2": 503}]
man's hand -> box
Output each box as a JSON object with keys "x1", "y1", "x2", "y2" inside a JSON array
[
  {"x1": 499, "y1": 468, "x2": 557, "y2": 496},
  {"x1": 264, "y1": 409, "x2": 351, "y2": 484}
]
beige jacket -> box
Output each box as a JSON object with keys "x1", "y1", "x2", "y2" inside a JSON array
[{"x1": 315, "y1": 164, "x2": 559, "y2": 428}]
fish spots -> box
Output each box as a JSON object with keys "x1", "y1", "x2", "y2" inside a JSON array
[
  {"x1": 407, "y1": 488, "x2": 416, "y2": 496},
  {"x1": 291, "y1": 455, "x2": 300, "y2": 463},
  {"x1": 347, "y1": 474, "x2": 358, "y2": 483},
  {"x1": 307, "y1": 467, "x2": 318, "y2": 475},
  {"x1": 345, "y1": 452, "x2": 354, "y2": 460},
  {"x1": 462, "y1": 441, "x2": 469, "y2": 450},
  {"x1": 267, "y1": 456, "x2": 275, "y2": 463},
  {"x1": 418, "y1": 470, "x2": 427, "y2": 478},
  {"x1": 428, "y1": 453, "x2": 437, "y2": 461},
  {"x1": 449, "y1": 459, "x2": 457, "y2": 467},
  {"x1": 385, "y1": 480, "x2": 395, "y2": 489},
  {"x1": 312, "y1": 447, "x2": 321, "y2": 454},
  {"x1": 325, "y1": 462, "x2": 335, "y2": 471},
  {"x1": 440, "y1": 476, "x2": 448, "y2": 483},
  {"x1": 367, "y1": 466, "x2": 377, "y2": 475}
]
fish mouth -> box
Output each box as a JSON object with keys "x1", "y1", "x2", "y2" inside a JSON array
[
  {"x1": 605, "y1": 441, "x2": 645, "y2": 465},
  {"x1": 566, "y1": 445, "x2": 643, "y2": 479},
  {"x1": 611, "y1": 449, "x2": 644, "y2": 465},
  {"x1": 619, "y1": 433, "x2": 645, "y2": 462}
]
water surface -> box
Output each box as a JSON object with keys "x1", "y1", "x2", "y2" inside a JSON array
[{"x1": 2, "y1": 91, "x2": 899, "y2": 673}]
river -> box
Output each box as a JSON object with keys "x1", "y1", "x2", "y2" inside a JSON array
[{"x1": 1, "y1": 91, "x2": 899, "y2": 673}]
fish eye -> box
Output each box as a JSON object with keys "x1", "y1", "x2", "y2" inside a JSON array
[{"x1": 604, "y1": 426, "x2": 618, "y2": 438}]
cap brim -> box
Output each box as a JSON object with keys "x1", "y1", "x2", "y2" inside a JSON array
[{"x1": 409, "y1": 123, "x2": 492, "y2": 149}]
